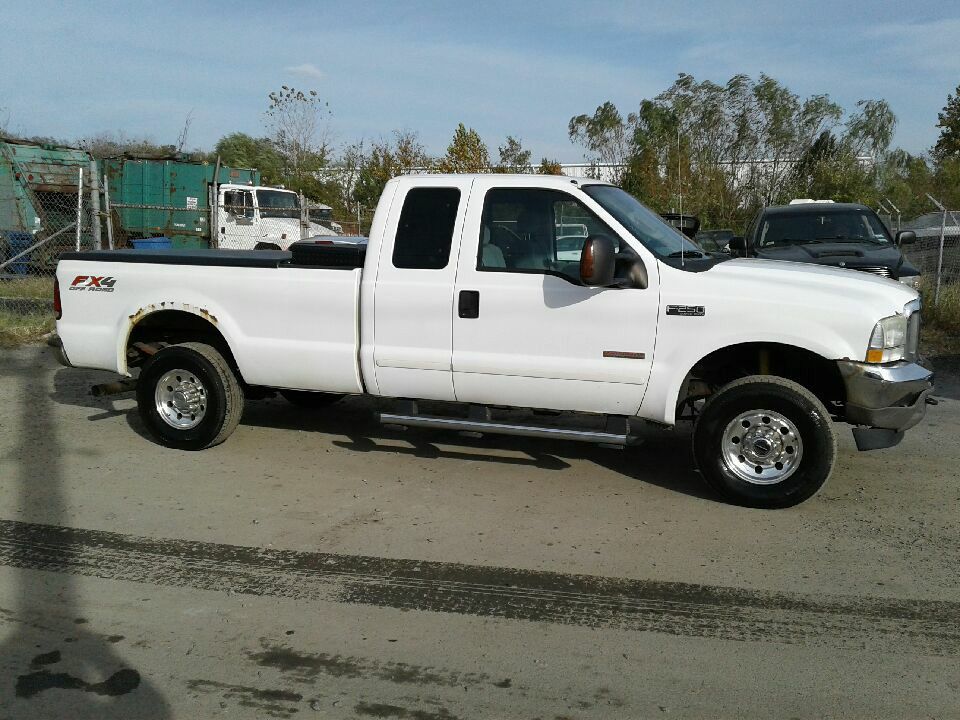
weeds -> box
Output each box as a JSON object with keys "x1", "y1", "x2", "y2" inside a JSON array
[{"x1": 0, "y1": 310, "x2": 55, "y2": 347}]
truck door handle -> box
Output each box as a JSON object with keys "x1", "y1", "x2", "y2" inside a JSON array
[{"x1": 458, "y1": 290, "x2": 479, "y2": 319}]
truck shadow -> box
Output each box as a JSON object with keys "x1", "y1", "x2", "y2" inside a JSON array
[
  {"x1": 928, "y1": 352, "x2": 960, "y2": 401},
  {"x1": 48, "y1": 365, "x2": 714, "y2": 501},
  {"x1": 236, "y1": 397, "x2": 716, "y2": 502},
  {"x1": 0, "y1": 351, "x2": 171, "y2": 719}
]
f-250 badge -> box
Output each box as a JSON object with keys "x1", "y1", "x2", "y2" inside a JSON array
[
  {"x1": 70, "y1": 275, "x2": 117, "y2": 293},
  {"x1": 666, "y1": 304, "x2": 705, "y2": 316}
]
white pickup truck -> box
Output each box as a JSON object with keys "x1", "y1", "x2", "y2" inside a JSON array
[{"x1": 54, "y1": 174, "x2": 933, "y2": 508}]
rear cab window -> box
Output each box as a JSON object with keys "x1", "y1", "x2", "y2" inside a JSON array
[{"x1": 392, "y1": 188, "x2": 461, "y2": 269}]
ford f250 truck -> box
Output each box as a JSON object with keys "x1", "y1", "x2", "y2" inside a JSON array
[{"x1": 54, "y1": 175, "x2": 934, "y2": 508}]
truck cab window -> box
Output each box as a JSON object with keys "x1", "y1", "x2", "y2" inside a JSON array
[
  {"x1": 223, "y1": 190, "x2": 253, "y2": 219},
  {"x1": 392, "y1": 188, "x2": 461, "y2": 269},
  {"x1": 478, "y1": 188, "x2": 618, "y2": 282}
]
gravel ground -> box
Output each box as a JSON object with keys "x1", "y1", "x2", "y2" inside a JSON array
[{"x1": 0, "y1": 344, "x2": 958, "y2": 719}]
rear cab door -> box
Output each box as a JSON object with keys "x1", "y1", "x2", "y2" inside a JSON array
[{"x1": 368, "y1": 177, "x2": 473, "y2": 401}]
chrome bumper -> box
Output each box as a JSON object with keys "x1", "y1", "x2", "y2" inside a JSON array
[{"x1": 837, "y1": 360, "x2": 934, "y2": 450}]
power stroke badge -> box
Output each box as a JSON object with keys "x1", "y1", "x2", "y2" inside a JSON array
[{"x1": 70, "y1": 276, "x2": 117, "y2": 293}]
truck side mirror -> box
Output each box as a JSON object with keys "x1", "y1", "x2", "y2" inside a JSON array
[
  {"x1": 580, "y1": 235, "x2": 616, "y2": 287},
  {"x1": 895, "y1": 230, "x2": 916, "y2": 246},
  {"x1": 728, "y1": 236, "x2": 746, "y2": 254}
]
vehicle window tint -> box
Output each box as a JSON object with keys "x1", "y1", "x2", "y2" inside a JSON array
[
  {"x1": 392, "y1": 188, "x2": 461, "y2": 269},
  {"x1": 478, "y1": 188, "x2": 617, "y2": 282}
]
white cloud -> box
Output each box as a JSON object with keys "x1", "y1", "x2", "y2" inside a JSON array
[{"x1": 285, "y1": 63, "x2": 325, "y2": 81}]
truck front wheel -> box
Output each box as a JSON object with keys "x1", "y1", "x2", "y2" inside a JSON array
[
  {"x1": 693, "y1": 376, "x2": 837, "y2": 508},
  {"x1": 136, "y1": 342, "x2": 244, "y2": 450}
]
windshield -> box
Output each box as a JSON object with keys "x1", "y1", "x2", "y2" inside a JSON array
[
  {"x1": 582, "y1": 185, "x2": 703, "y2": 258},
  {"x1": 758, "y1": 210, "x2": 891, "y2": 247},
  {"x1": 257, "y1": 190, "x2": 300, "y2": 219}
]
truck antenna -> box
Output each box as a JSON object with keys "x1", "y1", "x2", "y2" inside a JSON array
[{"x1": 677, "y1": 123, "x2": 684, "y2": 267}]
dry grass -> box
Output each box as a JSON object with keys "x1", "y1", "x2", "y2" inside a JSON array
[
  {"x1": 0, "y1": 276, "x2": 54, "y2": 299},
  {"x1": 0, "y1": 310, "x2": 55, "y2": 347}
]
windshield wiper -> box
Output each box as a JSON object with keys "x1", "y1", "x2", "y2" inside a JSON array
[{"x1": 666, "y1": 250, "x2": 704, "y2": 258}]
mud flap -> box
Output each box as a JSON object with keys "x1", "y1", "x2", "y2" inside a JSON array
[{"x1": 852, "y1": 427, "x2": 904, "y2": 451}]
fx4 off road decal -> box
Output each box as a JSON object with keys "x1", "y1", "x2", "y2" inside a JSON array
[{"x1": 70, "y1": 275, "x2": 117, "y2": 293}]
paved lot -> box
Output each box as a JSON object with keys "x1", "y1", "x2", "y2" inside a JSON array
[{"x1": 0, "y1": 344, "x2": 958, "y2": 719}]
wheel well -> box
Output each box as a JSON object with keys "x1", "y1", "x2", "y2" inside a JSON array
[
  {"x1": 681, "y1": 342, "x2": 845, "y2": 411},
  {"x1": 127, "y1": 310, "x2": 240, "y2": 379}
]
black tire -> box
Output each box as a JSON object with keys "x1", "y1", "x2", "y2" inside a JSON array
[
  {"x1": 693, "y1": 375, "x2": 837, "y2": 508},
  {"x1": 279, "y1": 389, "x2": 343, "y2": 408},
  {"x1": 136, "y1": 342, "x2": 244, "y2": 450},
  {"x1": 254, "y1": 242, "x2": 281, "y2": 250}
]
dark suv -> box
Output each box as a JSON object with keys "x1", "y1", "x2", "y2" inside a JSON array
[{"x1": 731, "y1": 202, "x2": 920, "y2": 288}]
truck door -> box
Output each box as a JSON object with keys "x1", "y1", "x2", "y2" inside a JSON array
[
  {"x1": 451, "y1": 182, "x2": 659, "y2": 415},
  {"x1": 218, "y1": 188, "x2": 255, "y2": 249},
  {"x1": 371, "y1": 178, "x2": 472, "y2": 402}
]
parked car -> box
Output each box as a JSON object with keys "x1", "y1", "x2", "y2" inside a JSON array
[
  {"x1": 695, "y1": 228, "x2": 735, "y2": 255},
  {"x1": 731, "y1": 201, "x2": 921, "y2": 288},
  {"x1": 55, "y1": 175, "x2": 932, "y2": 508},
  {"x1": 660, "y1": 212, "x2": 699, "y2": 239}
]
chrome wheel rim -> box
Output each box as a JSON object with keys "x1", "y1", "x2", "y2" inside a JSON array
[
  {"x1": 721, "y1": 409, "x2": 803, "y2": 485},
  {"x1": 155, "y1": 369, "x2": 207, "y2": 430}
]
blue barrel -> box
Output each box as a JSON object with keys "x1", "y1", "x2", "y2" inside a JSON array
[
  {"x1": 131, "y1": 236, "x2": 173, "y2": 250},
  {"x1": 5, "y1": 232, "x2": 34, "y2": 274}
]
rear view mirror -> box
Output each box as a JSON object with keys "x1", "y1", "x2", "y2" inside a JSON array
[
  {"x1": 580, "y1": 235, "x2": 616, "y2": 287},
  {"x1": 728, "y1": 236, "x2": 746, "y2": 254},
  {"x1": 895, "y1": 230, "x2": 916, "y2": 246}
]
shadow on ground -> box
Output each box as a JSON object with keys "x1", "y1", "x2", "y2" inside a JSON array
[{"x1": 0, "y1": 351, "x2": 171, "y2": 719}]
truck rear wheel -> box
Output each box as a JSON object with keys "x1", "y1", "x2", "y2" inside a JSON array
[
  {"x1": 136, "y1": 342, "x2": 244, "y2": 450},
  {"x1": 693, "y1": 375, "x2": 836, "y2": 508}
]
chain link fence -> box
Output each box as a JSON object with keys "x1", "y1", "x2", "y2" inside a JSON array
[
  {"x1": 901, "y1": 207, "x2": 960, "y2": 305},
  {"x1": 1, "y1": 165, "x2": 100, "y2": 321}
]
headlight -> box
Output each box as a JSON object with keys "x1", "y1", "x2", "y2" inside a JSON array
[
  {"x1": 866, "y1": 314, "x2": 907, "y2": 363},
  {"x1": 898, "y1": 274, "x2": 922, "y2": 289}
]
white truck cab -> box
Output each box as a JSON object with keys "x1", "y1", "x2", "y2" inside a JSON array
[
  {"x1": 217, "y1": 184, "x2": 337, "y2": 250},
  {"x1": 54, "y1": 174, "x2": 934, "y2": 508}
]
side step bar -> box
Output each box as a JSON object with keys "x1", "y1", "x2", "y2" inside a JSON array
[{"x1": 378, "y1": 412, "x2": 632, "y2": 446}]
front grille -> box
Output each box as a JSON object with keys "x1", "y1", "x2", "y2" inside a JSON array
[{"x1": 855, "y1": 266, "x2": 892, "y2": 278}]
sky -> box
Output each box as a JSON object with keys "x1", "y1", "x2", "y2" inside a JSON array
[{"x1": 1, "y1": 0, "x2": 958, "y2": 162}]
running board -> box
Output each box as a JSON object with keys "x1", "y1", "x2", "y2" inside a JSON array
[{"x1": 377, "y1": 412, "x2": 632, "y2": 446}]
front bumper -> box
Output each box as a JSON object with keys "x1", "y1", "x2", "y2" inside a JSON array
[{"x1": 837, "y1": 360, "x2": 934, "y2": 450}]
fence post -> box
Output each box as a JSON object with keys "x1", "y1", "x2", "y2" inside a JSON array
[
  {"x1": 928, "y1": 194, "x2": 947, "y2": 305},
  {"x1": 300, "y1": 191, "x2": 308, "y2": 241},
  {"x1": 89, "y1": 160, "x2": 102, "y2": 249},
  {"x1": 103, "y1": 174, "x2": 114, "y2": 250},
  {"x1": 75, "y1": 167, "x2": 84, "y2": 252}
]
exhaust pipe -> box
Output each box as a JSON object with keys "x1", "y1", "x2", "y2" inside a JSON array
[{"x1": 91, "y1": 378, "x2": 138, "y2": 397}]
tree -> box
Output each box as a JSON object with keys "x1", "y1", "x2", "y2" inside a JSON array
[
  {"x1": 933, "y1": 84, "x2": 960, "y2": 162},
  {"x1": 538, "y1": 158, "x2": 564, "y2": 175},
  {"x1": 495, "y1": 136, "x2": 532, "y2": 173},
  {"x1": 437, "y1": 123, "x2": 490, "y2": 173},
  {"x1": 353, "y1": 130, "x2": 431, "y2": 209},
  {"x1": 213, "y1": 133, "x2": 284, "y2": 184},
  {"x1": 265, "y1": 86, "x2": 331, "y2": 184},
  {"x1": 568, "y1": 101, "x2": 634, "y2": 181},
  {"x1": 77, "y1": 131, "x2": 183, "y2": 160}
]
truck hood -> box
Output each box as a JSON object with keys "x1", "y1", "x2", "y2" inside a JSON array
[
  {"x1": 705, "y1": 257, "x2": 918, "y2": 312},
  {"x1": 753, "y1": 242, "x2": 916, "y2": 277},
  {"x1": 259, "y1": 217, "x2": 337, "y2": 248}
]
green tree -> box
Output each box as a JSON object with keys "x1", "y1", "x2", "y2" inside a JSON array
[
  {"x1": 213, "y1": 133, "x2": 284, "y2": 184},
  {"x1": 494, "y1": 136, "x2": 532, "y2": 173},
  {"x1": 568, "y1": 101, "x2": 634, "y2": 181},
  {"x1": 437, "y1": 123, "x2": 490, "y2": 173},
  {"x1": 933, "y1": 84, "x2": 960, "y2": 162},
  {"x1": 353, "y1": 130, "x2": 431, "y2": 209}
]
